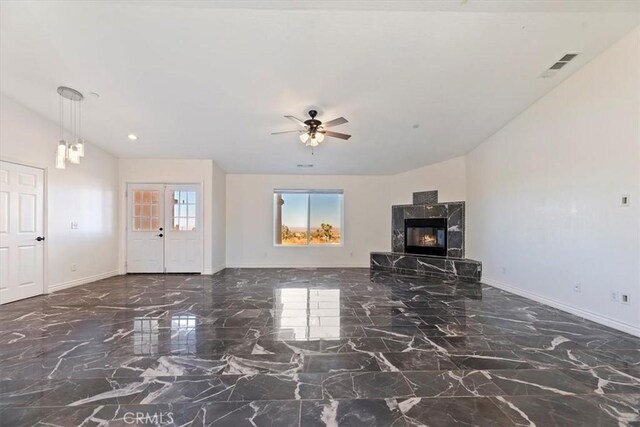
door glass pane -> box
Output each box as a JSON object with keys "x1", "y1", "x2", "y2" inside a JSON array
[
  {"x1": 172, "y1": 190, "x2": 197, "y2": 231},
  {"x1": 132, "y1": 190, "x2": 160, "y2": 231},
  {"x1": 309, "y1": 193, "x2": 342, "y2": 245}
]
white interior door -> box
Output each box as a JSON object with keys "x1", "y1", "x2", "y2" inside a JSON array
[
  {"x1": 0, "y1": 161, "x2": 45, "y2": 304},
  {"x1": 126, "y1": 184, "x2": 202, "y2": 274},
  {"x1": 126, "y1": 184, "x2": 165, "y2": 273},
  {"x1": 164, "y1": 184, "x2": 202, "y2": 273}
]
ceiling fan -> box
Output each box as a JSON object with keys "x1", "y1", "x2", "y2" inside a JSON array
[{"x1": 271, "y1": 110, "x2": 351, "y2": 147}]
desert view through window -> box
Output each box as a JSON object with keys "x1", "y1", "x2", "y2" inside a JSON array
[{"x1": 274, "y1": 190, "x2": 343, "y2": 246}]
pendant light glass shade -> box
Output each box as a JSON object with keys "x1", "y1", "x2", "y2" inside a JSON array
[
  {"x1": 299, "y1": 132, "x2": 310, "y2": 144},
  {"x1": 57, "y1": 140, "x2": 67, "y2": 158},
  {"x1": 316, "y1": 132, "x2": 325, "y2": 143},
  {"x1": 68, "y1": 145, "x2": 80, "y2": 164},
  {"x1": 76, "y1": 139, "x2": 85, "y2": 157},
  {"x1": 55, "y1": 152, "x2": 66, "y2": 169}
]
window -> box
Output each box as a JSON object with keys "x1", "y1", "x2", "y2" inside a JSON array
[
  {"x1": 172, "y1": 190, "x2": 197, "y2": 231},
  {"x1": 274, "y1": 190, "x2": 343, "y2": 246},
  {"x1": 132, "y1": 190, "x2": 160, "y2": 231}
]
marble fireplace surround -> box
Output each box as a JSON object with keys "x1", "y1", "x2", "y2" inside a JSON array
[
  {"x1": 392, "y1": 190, "x2": 465, "y2": 258},
  {"x1": 371, "y1": 190, "x2": 482, "y2": 282}
]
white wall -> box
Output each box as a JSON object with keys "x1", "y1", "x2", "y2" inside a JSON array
[
  {"x1": 118, "y1": 158, "x2": 222, "y2": 274},
  {"x1": 466, "y1": 27, "x2": 640, "y2": 336},
  {"x1": 0, "y1": 93, "x2": 119, "y2": 291},
  {"x1": 226, "y1": 174, "x2": 390, "y2": 267},
  {"x1": 390, "y1": 157, "x2": 467, "y2": 205},
  {"x1": 225, "y1": 157, "x2": 466, "y2": 268},
  {"x1": 212, "y1": 162, "x2": 226, "y2": 272}
]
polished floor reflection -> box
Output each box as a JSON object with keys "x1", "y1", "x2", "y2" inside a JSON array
[{"x1": 0, "y1": 269, "x2": 638, "y2": 426}]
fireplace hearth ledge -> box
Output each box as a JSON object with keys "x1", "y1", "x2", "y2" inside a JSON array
[{"x1": 370, "y1": 252, "x2": 482, "y2": 282}]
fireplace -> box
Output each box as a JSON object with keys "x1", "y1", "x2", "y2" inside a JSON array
[{"x1": 404, "y1": 218, "x2": 447, "y2": 256}]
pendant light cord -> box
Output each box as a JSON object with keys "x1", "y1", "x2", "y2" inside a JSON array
[{"x1": 59, "y1": 92, "x2": 63, "y2": 141}]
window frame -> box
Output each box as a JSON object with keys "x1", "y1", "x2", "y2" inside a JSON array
[{"x1": 273, "y1": 189, "x2": 344, "y2": 247}]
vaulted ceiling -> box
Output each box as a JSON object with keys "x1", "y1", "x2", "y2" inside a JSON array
[{"x1": 1, "y1": 1, "x2": 638, "y2": 174}]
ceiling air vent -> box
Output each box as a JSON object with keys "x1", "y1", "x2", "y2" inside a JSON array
[
  {"x1": 549, "y1": 62, "x2": 567, "y2": 70},
  {"x1": 539, "y1": 52, "x2": 579, "y2": 79}
]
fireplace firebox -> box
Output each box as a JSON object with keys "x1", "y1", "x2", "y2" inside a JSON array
[{"x1": 404, "y1": 218, "x2": 447, "y2": 256}]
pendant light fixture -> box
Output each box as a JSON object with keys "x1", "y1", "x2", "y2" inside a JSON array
[{"x1": 55, "y1": 86, "x2": 86, "y2": 169}]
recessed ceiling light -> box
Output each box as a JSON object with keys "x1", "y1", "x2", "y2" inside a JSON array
[
  {"x1": 412, "y1": 124, "x2": 420, "y2": 129},
  {"x1": 297, "y1": 164, "x2": 314, "y2": 168},
  {"x1": 128, "y1": 134, "x2": 138, "y2": 141}
]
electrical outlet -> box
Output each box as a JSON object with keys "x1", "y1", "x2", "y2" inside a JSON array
[
  {"x1": 71, "y1": 263, "x2": 77, "y2": 272},
  {"x1": 573, "y1": 283, "x2": 581, "y2": 293},
  {"x1": 621, "y1": 294, "x2": 630, "y2": 304},
  {"x1": 610, "y1": 291, "x2": 619, "y2": 302}
]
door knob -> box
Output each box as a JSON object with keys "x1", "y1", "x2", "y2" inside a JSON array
[
  {"x1": 156, "y1": 233, "x2": 164, "y2": 237},
  {"x1": 36, "y1": 236, "x2": 45, "y2": 242}
]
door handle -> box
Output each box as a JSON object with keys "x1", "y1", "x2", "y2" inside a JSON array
[
  {"x1": 36, "y1": 236, "x2": 45, "y2": 242},
  {"x1": 156, "y1": 233, "x2": 164, "y2": 237}
]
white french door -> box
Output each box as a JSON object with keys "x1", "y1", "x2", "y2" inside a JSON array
[
  {"x1": 126, "y1": 184, "x2": 202, "y2": 274},
  {"x1": 0, "y1": 161, "x2": 45, "y2": 304}
]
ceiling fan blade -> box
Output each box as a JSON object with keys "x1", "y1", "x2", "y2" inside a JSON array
[
  {"x1": 322, "y1": 117, "x2": 348, "y2": 128},
  {"x1": 284, "y1": 115, "x2": 307, "y2": 127},
  {"x1": 323, "y1": 130, "x2": 351, "y2": 140},
  {"x1": 271, "y1": 130, "x2": 302, "y2": 135}
]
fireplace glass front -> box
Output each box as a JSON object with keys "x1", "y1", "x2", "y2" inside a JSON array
[{"x1": 404, "y1": 218, "x2": 447, "y2": 256}]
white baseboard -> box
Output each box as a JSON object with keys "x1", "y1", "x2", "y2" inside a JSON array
[
  {"x1": 225, "y1": 264, "x2": 369, "y2": 269},
  {"x1": 482, "y1": 277, "x2": 640, "y2": 337},
  {"x1": 48, "y1": 270, "x2": 121, "y2": 293},
  {"x1": 211, "y1": 264, "x2": 226, "y2": 274},
  {"x1": 202, "y1": 265, "x2": 226, "y2": 275}
]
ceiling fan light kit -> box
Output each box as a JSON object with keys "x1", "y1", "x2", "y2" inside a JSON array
[{"x1": 272, "y1": 109, "x2": 351, "y2": 149}]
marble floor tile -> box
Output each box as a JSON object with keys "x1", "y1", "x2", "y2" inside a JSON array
[
  {"x1": 403, "y1": 370, "x2": 505, "y2": 397},
  {"x1": 322, "y1": 372, "x2": 415, "y2": 399},
  {"x1": 397, "y1": 396, "x2": 516, "y2": 426},
  {"x1": 486, "y1": 369, "x2": 594, "y2": 396},
  {"x1": 491, "y1": 394, "x2": 638, "y2": 426},
  {"x1": 228, "y1": 373, "x2": 324, "y2": 401},
  {"x1": 300, "y1": 399, "x2": 406, "y2": 427},
  {"x1": 0, "y1": 268, "x2": 637, "y2": 426}
]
